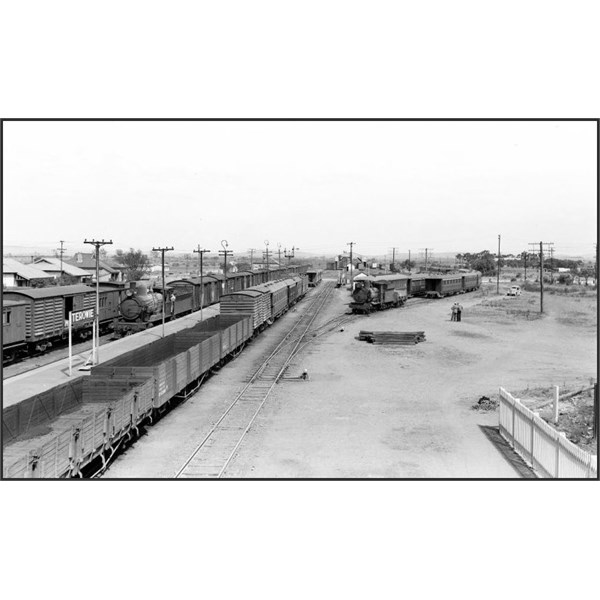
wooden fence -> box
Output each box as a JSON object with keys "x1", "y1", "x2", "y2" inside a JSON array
[{"x1": 498, "y1": 387, "x2": 597, "y2": 478}]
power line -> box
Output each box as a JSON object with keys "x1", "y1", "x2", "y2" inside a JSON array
[
  {"x1": 193, "y1": 245, "x2": 211, "y2": 322},
  {"x1": 263, "y1": 241, "x2": 270, "y2": 277},
  {"x1": 528, "y1": 241, "x2": 553, "y2": 313},
  {"x1": 152, "y1": 245, "x2": 174, "y2": 337},
  {"x1": 347, "y1": 242, "x2": 355, "y2": 288},
  {"x1": 83, "y1": 238, "x2": 113, "y2": 362},
  {"x1": 56, "y1": 240, "x2": 67, "y2": 283},
  {"x1": 497, "y1": 235, "x2": 501, "y2": 295}
]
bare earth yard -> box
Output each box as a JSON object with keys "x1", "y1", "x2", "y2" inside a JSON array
[{"x1": 104, "y1": 280, "x2": 597, "y2": 478}]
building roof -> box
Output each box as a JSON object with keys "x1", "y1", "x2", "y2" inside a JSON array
[
  {"x1": 33, "y1": 257, "x2": 91, "y2": 277},
  {"x1": 3, "y1": 258, "x2": 54, "y2": 280},
  {"x1": 65, "y1": 253, "x2": 118, "y2": 273}
]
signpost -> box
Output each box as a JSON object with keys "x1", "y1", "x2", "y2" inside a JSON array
[{"x1": 68, "y1": 309, "x2": 95, "y2": 376}]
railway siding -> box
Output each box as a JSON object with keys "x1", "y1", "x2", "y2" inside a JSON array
[{"x1": 175, "y1": 282, "x2": 335, "y2": 478}]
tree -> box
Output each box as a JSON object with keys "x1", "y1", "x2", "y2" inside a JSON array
[
  {"x1": 401, "y1": 259, "x2": 415, "y2": 270},
  {"x1": 121, "y1": 248, "x2": 151, "y2": 281},
  {"x1": 460, "y1": 250, "x2": 497, "y2": 275}
]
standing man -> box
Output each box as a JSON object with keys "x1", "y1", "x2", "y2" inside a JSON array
[
  {"x1": 170, "y1": 291, "x2": 176, "y2": 317},
  {"x1": 456, "y1": 302, "x2": 463, "y2": 322},
  {"x1": 451, "y1": 302, "x2": 457, "y2": 321}
]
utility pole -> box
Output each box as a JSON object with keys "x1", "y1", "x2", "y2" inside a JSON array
[
  {"x1": 56, "y1": 240, "x2": 67, "y2": 284},
  {"x1": 497, "y1": 234, "x2": 501, "y2": 295},
  {"x1": 408, "y1": 249, "x2": 411, "y2": 273},
  {"x1": 152, "y1": 246, "x2": 174, "y2": 337},
  {"x1": 391, "y1": 247, "x2": 397, "y2": 272},
  {"x1": 248, "y1": 248, "x2": 258, "y2": 272},
  {"x1": 193, "y1": 245, "x2": 210, "y2": 322},
  {"x1": 277, "y1": 243, "x2": 282, "y2": 270},
  {"x1": 263, "y1": 240, "x2": 271, "y2": 280},
  {"x1": 83, "y1": 238, "x2": 113, "y2": 363},
  {"x1": 347, "y1": 242, "x2": 355, "y2": 289},
  {"x1": 529, "y1": 241, "x2": 553, "y2": 313},
  {"x1": 219, "y1": 240, "x2": 233, "y2": 294},
  {"x1": 421, "y1": 248, "x2": 432, "y2": 272},
  {"x1": 523, "y1": 250, "x2": 527, "y2": 282},
  {"x1": 549, "y1": 246, "x2": 555, "y2": 283}
]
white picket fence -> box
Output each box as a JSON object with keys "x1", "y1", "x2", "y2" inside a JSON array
[{"x1": 498, "y1": 387, "x2": 597, "y2": 478}]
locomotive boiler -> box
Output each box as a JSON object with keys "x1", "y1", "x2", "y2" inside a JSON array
[{"x1": 119, "y1": 284, "x2": 164, "y2": 322}]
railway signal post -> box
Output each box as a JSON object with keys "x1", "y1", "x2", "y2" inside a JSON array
[
  {"x1": 219, "y1": 240, "x2": 233, "y2": 294},
  {"x1": 84, "y1": 238, "x2": 113, "y2": 363},
  {"x1": 152, "y1": 246, "x2": 174, "y2": 337}
]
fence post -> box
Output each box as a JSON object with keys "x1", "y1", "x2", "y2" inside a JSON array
[
  {"x1": 555, "y1": 432, "x2": 567, "y2": 478},
  {"x1": 530, "y1": 411, "x2": 538, "y2": 469},
  {"x1": 553, "y1": 385, "x2": 560, "y2": 424},
  {"x1": 511, "y1": 396, "x2": 516, "y2": 445}
]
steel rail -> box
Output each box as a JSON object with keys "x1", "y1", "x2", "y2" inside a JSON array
[{"x1": 174, "y1": 282, "x2": 335, "y2": 478}]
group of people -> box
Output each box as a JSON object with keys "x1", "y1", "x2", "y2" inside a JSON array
[{"x1": 451, "y1": 302, "x2": 463, "y2": 322}]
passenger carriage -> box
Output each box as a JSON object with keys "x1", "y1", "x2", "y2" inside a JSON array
[{"x1": 424, "y1": 275, "x2": 463, "y2": 298}]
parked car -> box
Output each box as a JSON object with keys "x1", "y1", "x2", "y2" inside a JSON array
[{"x1": 507, "y1": 285, "x2": 521, "y2": 296}]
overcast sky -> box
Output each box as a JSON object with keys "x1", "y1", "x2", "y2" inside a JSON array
[{"x1": 3, "y1": 120, "x2": 597, "y2": 259}]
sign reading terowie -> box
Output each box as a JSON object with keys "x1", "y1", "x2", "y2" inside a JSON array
[{"x1": 71, "y1": 308, "x2": 95, "y2": 324}]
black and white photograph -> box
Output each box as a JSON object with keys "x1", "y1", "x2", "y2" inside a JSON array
[
  {"x1": 1, "y1": 3, "x2": 599, "y2": 599},
  {"x1": 2, "y1": 120, "x2": 597, "y2": 480}
]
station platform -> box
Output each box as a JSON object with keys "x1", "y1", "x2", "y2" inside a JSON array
[{"x1": 3, "y1": 305, "x2": 220, "y2": 410}]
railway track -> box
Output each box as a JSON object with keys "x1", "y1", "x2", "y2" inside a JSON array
[{"x1": 174, "y1": 282, "x2": 336, "y2": 478}]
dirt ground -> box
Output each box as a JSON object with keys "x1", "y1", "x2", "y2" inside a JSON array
[{"x1": 104, "y1": 279, "x2": 597, "y2": 478}]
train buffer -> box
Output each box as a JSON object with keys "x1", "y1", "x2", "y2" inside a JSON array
[{"x1": 358, "y1": 330, "x2": 426, "y2": 345}]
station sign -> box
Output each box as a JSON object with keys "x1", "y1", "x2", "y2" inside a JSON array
[{"x1": 70, "y1": 308, "x2": 95, "y2": 324}]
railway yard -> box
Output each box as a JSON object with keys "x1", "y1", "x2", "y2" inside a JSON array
[{"x1": 4, "y1": 268, "x2": 594, "y2": 479}]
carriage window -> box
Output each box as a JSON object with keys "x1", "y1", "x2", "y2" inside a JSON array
[
  {"x1": 100, "y1": 297, "x2": 107, "y2": 308},
  {"x1": 3, "y1": 311, "x2": 10, "y2": 325}
]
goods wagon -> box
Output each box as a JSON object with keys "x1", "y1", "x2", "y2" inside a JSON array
[
  {"x1": 220, "y1": 289, "x2": 269, "y2": 331},
  {"x1": 3, "y1": 285, "x2": 123, "y2": 354},
  {"x1": 253, "y1": 280, "x2": 290, "y2": 320},
  {"x1": 407, "y1": 276, "x2": 427, "y2": 297},
  {"x1": 307, "y1": 270, "x2": 322, "y2": 287},
  {"x1": 2, "y1": 300, "x2": 28, "y2": 362}
]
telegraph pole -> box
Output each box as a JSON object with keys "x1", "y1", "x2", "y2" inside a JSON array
[
  {"x1": 549, "y1": 246, "x2": 555, "y2": 282},
  {"x1": 263, "y1": 240, "x2": 271, "y2": 280},
  {"x1": 497, "y1": 234, "x2": 501, "y2": 295},
  {"x1": 408, "y1": 249, "x2": 411, "y2": 272},
  {"x1": 248, "y1": 248, "x2": 259, "y2": 272},
  {"x1": 219, "y1": 240, "x2": 233, "y2": 294},
  {"x1": 83, "y1": 238, "x2": 113, "y2": 363},
  {"x1": 193, "y1": 245, "x2": 210, "y2": 322},
  {"x1": 421, "y1": 248, "x2": 432, "y2": 272},
  {"x1": 391, "y1": 247, "x2": 397, "y2": 272},
  {"x1": 523, "y1": 250, "x2": 527, "y2": 282},
  {"x1": 277, "y1": 243, "x2": 282, "y2": 270},
  {"x1": 529, "y1": 241, "x2": 553, "y2": 313},
  {"x1": 347, "y1": 242, "x2": 355, "y2": 289},
  {"x1": 56, "y1": 240, "x2": 67, "y2": 284},
  {"x1": 152, "y1": 246, "x2": 174, "y2": 337}
]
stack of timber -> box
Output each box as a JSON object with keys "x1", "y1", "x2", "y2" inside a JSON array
[{"x1": 358, "y1": 330, "x2": 426, "y2": 345}]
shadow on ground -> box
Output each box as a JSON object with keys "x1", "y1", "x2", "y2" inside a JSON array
[{"x1": 479, "y1": 425, "x2": 537, "y2": 479}]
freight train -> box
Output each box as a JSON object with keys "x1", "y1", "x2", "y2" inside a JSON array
[
  {"x1": 349, "y1": 272, "x2": 481, "y2": 314},
  {"x1": 4, "y1": 273, "x2": 310, "y2": 478},
  {"x1": 2, "y1": 265, "x2": 308, "y2": 363}
]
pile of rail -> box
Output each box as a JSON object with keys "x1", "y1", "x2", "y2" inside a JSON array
[{"x1": 358, "y1": 330, "x2": 426, "y2": 345}]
